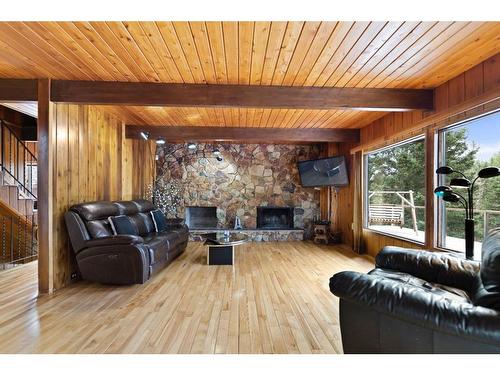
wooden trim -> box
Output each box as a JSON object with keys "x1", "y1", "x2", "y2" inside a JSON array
[
  {"x1": 0, "y1": 79, "x2": 38, "y2": 101},
  {"x1": 350, "y1": 86, "x2": 500, "y2": 154},
  {"x1": 125, "y1": 125, "x2": 360, "y2": 143},
  {"x1": 51, "y1": 80, "x2": 434, "y2": 111},
  {"x1": 37, "y1": 78, "x2": 54, "y2": 294},
  {"x1": 424, "y1": 128, "x2": 436, "y2": 249}
]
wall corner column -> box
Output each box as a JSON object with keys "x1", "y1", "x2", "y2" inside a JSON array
[{"x1": 37, "y1": 78, "x2": 54, "y2": 294}]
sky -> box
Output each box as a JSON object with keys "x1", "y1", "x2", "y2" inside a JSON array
[{"x1": 455, "y1": 111, "x2": 500, "y2": 162}]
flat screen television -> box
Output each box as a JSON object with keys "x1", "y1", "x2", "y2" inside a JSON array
[{"x1": 297, "y1": 156, "x2": 349, "y2": 187}]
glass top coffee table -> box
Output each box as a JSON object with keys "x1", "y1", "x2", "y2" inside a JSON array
[{"x1": 203, "y1": 232, "x2": 249, "y2": 265}]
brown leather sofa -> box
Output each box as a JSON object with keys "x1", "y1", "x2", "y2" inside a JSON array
[{"x1": 64, "y1": 199, "x2": 188, "y2": 285}]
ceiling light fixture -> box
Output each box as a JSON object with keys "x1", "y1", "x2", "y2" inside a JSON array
[
  {"x1": 139, "y1": 131, "x2": 150, "y2": 140},
  {"x1": 187, "y1": 143, "x2": 197, "y2": 150},
  {"x1": 156, "y1": 137, "x2": 166, "y2": 145}
]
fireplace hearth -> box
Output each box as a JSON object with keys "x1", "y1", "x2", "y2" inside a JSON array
[{"x1": 256, "y1": 206, "x2": 294, "y2": 230}]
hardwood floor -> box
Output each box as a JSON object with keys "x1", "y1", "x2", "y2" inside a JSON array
[{"x1": 0, "y1": 241, "x2": 373, "y2": 354}]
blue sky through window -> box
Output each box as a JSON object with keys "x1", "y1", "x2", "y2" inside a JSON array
[{"x1": 461, "y1": 111, "x2": 500, "y2": 161}]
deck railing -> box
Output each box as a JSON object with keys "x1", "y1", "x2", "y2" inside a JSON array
[{"x1": 368, "y1": 204, "x2": 500, "y2": 243}]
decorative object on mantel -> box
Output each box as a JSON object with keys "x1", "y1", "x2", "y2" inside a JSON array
[
  {"x1": 435, "y1": 165, "x2": 500, "y2": 259},
  {"x1": 234, "y1": 216, "x2": 243, "y2": 230}
]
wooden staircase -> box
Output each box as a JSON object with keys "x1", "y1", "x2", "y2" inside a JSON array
[
  {"x1": 0, "y1": 184, "x2": 36, "y2": 217},
  {"x1": 0, "y1": 120, "x2": 37, "y2": 221}
]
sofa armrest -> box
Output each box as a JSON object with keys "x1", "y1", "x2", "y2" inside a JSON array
[
  {"x1": 76, "y1": 243, "x2": 150, "y2": 284},
  {"x1": 375, "y1": 246, "x2": 480, "y2": 291},
  {"x1": 330, "y1": 271, "x2": 500, "y2": 345},
  {"x1": 82, "y1": 235, "x2": 144, "y2": 249}
]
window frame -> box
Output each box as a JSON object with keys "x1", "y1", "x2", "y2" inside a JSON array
[
  {"x1": 363, "y1": 134, "x2": 427, "y2": 244},
  {"x1": 435, "y1": 109, "x2": 500, "y2": 254}
]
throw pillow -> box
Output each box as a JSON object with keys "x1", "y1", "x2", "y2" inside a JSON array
[
  {"x1": 108, "y1": 215, "x2": 139, "y2": 236},
  {"x1": 150, "y1": 209, "x2": 168, "y2": 232}
]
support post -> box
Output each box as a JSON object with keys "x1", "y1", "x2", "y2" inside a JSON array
[
  {"x1": 424, "y1": 128, "x2": 436, "y2": 249},
  {"x1": 37, "y1": 78, "x2": 54, "y2": 294}
]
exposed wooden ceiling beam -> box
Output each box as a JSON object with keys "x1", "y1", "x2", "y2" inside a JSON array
[
  {"x1": 0, "y1": 79, "x2": 37, "y2": 102},
  {"x1": 52, "y1": 80, "x2": 434, "y2": 111},
  {"x1": 125, "y1": 125, "x2": 360, "y2": 144}
]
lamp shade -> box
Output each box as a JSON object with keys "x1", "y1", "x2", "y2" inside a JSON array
[
  {"x1": 436, "y1": 166, "x2": 454, "y2": 175},
  {"x1": 450, "y1": 177, "x2": 471, "y2": 188},
  {"x1": 478, "y1": 166, "x2": 500, "y2": 179},
  {"x1": 442, "y1": 191, "x2": 461, "y2": 203},
  {"x1": 434, "y1": 185, "x2": 452, "y2": 196}
]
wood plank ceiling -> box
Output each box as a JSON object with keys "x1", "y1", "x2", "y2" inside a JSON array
[{"x1": 0, "y1": 21, "x2": 499, "y2": 129}]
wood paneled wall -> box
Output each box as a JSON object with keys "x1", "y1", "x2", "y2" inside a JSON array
[
  {"x1": 352, "y1": 52, "x2": 500, "y2": 257},
  {"x1": 51, "y1": 103, "x2": 124, "y2": 288},
  {"x1": 319, "y1": 142, "x2": 357, "y2": 246},
  {"x1": 122, "y1": 138, "x2": 155, "y2": 200},
  {"x1": 359, "y1": 53, "x2": 499, "y2": 147}
]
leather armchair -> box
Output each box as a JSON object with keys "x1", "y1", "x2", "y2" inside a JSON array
[
  {"x1": 330, "y1": 229, "x2": 500, "y2": 353},
  {"x1": 65, "y1": 199, "x2": 189, "y2": 285}
]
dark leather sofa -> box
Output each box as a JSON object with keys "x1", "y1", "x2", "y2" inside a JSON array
[
  {"x1": 65, "y1": 199, "x2": 189, "y2": 285},
  {"x1": 330, "y1": 228, "x2": 500, "y2": 353}
]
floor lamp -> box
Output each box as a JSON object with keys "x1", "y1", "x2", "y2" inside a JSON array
[{"x1": 434, "y1": 166, "x2": 500, "y2": 259}]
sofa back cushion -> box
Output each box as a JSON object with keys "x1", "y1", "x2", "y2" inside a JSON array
[
  {"x1": 129, "y1": 213, "x2": 155, "y2": 235},
  {"x1": 68, "y1": 199, "x2": 158, "y2": 239},
  {"x1": 86, "y1": 219, "x2": 114, "y2": 238},
  {"x1": 472, "y1": 228, "x2": 500, "y2": 310},
  {"x1": 109, "y1": 215, "x2": 139, "y2": 236},
  {"x1": 481, "y1": 228, "x2": 500, "y2": 292},
  {"x1": 71, "y1": 201, "x2": 119, "y2": 221}
]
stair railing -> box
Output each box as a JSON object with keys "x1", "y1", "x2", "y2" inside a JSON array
[{"x1": 0, "y1": 120, "x2": 37, "y2": 200}]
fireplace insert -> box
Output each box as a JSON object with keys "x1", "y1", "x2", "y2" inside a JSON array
[
  {"x1": 256, "y1": 206, "x2": 294, "y2": 230},
  {"x1": 185, "y1": 206, "x2": 218, "y2": 229}
]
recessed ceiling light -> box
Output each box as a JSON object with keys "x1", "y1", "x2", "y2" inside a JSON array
[
  {"x1": 140, "y1": 131, "x2": 150, "y2": 140},
  {"x1": 156, "y1": 138, "x2": 166, "y2": 145},
  {"x1": 187, "y1": 143, "x2": 197, "y2": 150}
]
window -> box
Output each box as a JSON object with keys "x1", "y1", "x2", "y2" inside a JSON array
[
  {"x1": 364, "y1": 136, "x2": 426, "y2": 242},
  {"x1": 437, "y1": 110, "x2": 500, "y2": 253}
]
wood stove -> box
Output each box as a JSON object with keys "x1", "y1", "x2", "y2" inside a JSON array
[{"x1": 256, "y1": 206, "x2": 294, "y2": 229}]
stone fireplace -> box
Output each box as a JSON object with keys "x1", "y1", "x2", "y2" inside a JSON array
[
  {"x1": 256, "y1": 206, "x2": 294, "y2": 230},
  {"x1": 155, "y1": 143, "x2": 321, "y2": 239}
]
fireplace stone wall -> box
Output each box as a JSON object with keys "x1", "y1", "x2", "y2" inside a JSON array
[{"x1": 155, "y1": 143, "x2": 321, "y2": 237}]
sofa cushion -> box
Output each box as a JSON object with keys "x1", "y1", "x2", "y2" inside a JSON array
[
  {"x1": 109, "y1": 215, "x2": 139, "y2": 236},
  {"x1": 481, "y1": 228, "x2": 500, "y2": 293},
  {"x1": 129, "y1": 213, "x2": 155, "y2": 235},
  {"x1": 472, "y1": 228, "x2": 500, "y2": 310},
  {"x1": 114, "y1": 201, "x2": 140, "y2": 216},
  {"x1": 71, "y1": 201, "x2": 119, "y2": 221},
  {"x1": 86, "y1": 219, "x2": 113, "y2": 238},
  {"x1": 151, "y1": 209, "x2": 168, "y2": 232},
  {"x1": 143, "y1": 234, "x2": 170, "y2": 264},
  {"x1": 369, "y1": 268, "x2": 472, "y2": 304},
  {"x1": 134, "y1": 199, "x2": 156, "y2": 213}
]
